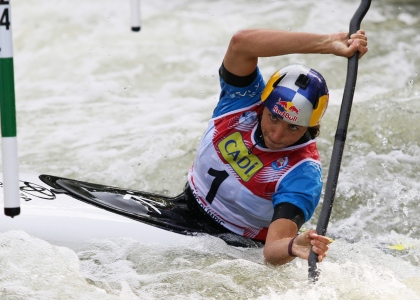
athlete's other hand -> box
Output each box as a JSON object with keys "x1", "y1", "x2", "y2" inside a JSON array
[{"x1": 292, "y1": 230, "x2": 330, "y2": 262}]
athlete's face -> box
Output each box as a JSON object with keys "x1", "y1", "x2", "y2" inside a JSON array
[{"x1": 260, "y1": 107, "x2": 308, "y2": 150}]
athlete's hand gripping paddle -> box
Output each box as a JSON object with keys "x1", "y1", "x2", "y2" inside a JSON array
[{"x1": 308, "y1": 0, "x2": 371, "y2": 281}]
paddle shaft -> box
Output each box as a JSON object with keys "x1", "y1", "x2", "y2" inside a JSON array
[{"x1": 308, "y1": 0, "x2": 371, "y2": 281}]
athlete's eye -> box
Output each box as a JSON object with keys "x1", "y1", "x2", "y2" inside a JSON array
[
  {"x1": 289, "y1": 124, "x2": 300, "y2": 131},
  {"x1": 269, "y1": 113, "x2": 277, "y2": 121}
]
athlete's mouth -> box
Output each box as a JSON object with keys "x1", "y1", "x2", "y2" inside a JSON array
[{"x1": 264, "y1": 136, "x2": 284, "y2": 149}]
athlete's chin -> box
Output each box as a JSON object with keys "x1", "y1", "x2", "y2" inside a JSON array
[{"x1": 265, "y1": 139, "x2": 285, "y2": 150}]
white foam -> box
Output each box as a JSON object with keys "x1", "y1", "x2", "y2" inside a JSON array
[{"x1": 1, "y1": 0, "x2": 420, "y2": 298}]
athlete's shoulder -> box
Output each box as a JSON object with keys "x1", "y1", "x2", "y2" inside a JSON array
[{"x1": 212, "y1": 66, "x2": 265, "y2": 118}]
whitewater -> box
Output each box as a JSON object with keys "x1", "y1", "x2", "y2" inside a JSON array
[{"x1": 1, "y1": 0, "x2": 419, "y2": 299}]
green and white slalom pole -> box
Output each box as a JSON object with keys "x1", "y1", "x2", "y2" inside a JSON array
[
  {"x1": 0, "y1": 1, "x2": 20, "y2": 218},
  {"x1": 130, "y1": 0, "x2": 141, "y2": 32}
]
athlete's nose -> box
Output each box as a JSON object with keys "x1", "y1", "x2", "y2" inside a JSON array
[{"x1": 271, "y1": 123, "x2": 286, "y2": 142}]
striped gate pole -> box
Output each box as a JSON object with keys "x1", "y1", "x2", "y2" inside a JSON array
[
  {"x1": 0, "y1": 1, "x2": 20, "y2": 217},
  {"x1": 130, "y1": 0, "x2": 141, "y2": 32}
]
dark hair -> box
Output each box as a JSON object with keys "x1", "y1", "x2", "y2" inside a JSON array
[{"x1": 307, "y1": 124, "x2": 320, "y2": 139}]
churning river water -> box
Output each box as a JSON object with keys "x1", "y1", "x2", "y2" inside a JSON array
[{"x1": 1, "y1": 0, "x2": 420, "y2": 299}]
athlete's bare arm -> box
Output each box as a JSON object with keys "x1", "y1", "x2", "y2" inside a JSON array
[
  {"x1": 222, "y1": 29, "x2": 368, "y2": 77},
  {"x1": 263, "y1": 219, "x2": 330, "y2": 265}
]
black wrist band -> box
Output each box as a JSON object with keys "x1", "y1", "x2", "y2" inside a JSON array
[{"x1": 288, "y1": 237, "x2": 297, "y2": 257}]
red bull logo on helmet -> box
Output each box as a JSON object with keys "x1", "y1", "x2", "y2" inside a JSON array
[
  {"x1": 278, "y1": 100, "x2": 300, "y2": 114},
  {"x1": 272, "y1": 99, "x2": 300, "y2": 123}
]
